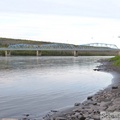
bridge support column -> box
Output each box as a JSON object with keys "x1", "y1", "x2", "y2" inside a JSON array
[
  {"x1": 5, "y1": 51, "x2": 11, "y2": 56},
  {"x1": 36, "y1": 51, "x2": 42, "y2": 56},
  {"x1": 74, "y1": 51, "x2": 78, "y2": 57},
  {"x1": 118, "y1": 51, "x2": 120, "y2": 56}
]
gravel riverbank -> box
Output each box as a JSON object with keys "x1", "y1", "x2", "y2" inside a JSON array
[{"x1": 42, "y1": 59, "x2": 120, "y2": 120}]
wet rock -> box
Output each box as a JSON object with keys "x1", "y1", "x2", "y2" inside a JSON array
[
  {"x1": 93, "y1": 68, "x2": 101, "y2": 71},
  {"x1": 80, "y1": 116, "x2": 86, "y2": 120},
  {"x1": 93, "y1": 102, "x2": 97, "y2": 105},
  {"x1": 25, "y1": 114, "x2": 30, "y2": 117},
  {"x1": 51, "y1": 110, "x2": 59, "y2": 113},
  {"x1": 112, "y1": 86, "x2": 118, "y2": 89},
  {"x1": 87, "y1": 96, "x2": 93, "y2": 100},
  {"x1": 74, "y1": 103, "x2": 81, "y2": 106}
]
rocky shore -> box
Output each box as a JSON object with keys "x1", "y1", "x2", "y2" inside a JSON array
[{"x1": 42, "y1": 59, "x2": 120, "y2": 120}]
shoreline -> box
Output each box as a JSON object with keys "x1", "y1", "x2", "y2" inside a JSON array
[
  {"x1": 1, "y1": 58, "x2": 120, "y2": 120},
  {"x1": 42, "y1": 58, "x2": 120, "y2": 120}
]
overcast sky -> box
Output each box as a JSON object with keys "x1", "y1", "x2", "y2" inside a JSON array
[{"x1": 0, "y1": 0, "x2": 120, "y2": 47}]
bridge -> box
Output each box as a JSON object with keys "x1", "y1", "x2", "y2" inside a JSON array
[{"x1": 0, "y1": 43, "x2": 119, "y2": 56}]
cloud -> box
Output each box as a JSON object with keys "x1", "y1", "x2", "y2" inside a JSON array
[
  {"x1": 0, "y1": 13, "x2": 120, "y2": 48},
  {"x1": 0, "y1": 0, "x2": 120, "y2": 18}
]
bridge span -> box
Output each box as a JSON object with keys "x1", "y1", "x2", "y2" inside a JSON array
[{"x1": 0, "y1": 43, "x2": 119, "y2": 56}]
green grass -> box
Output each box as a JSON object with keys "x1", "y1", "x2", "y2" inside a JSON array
[{"x1": 110, "y1": 56, "x2": 120, "y2": 66}]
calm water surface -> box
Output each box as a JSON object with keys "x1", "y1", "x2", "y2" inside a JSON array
[{"x1": 0, "y1": 56, "x2": 113, "y2": 118}]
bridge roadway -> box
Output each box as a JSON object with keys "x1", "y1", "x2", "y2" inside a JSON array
[{"x1": 0, "y1": 43, "x2": 119, "y2": 56}]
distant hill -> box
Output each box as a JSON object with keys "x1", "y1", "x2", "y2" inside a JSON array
[
  {"x1": 0, "y1": 37, "x2": 52, "y2": 47},
  {"x1": 0, "y1": 37, "x2": 75, "y2": 56}
]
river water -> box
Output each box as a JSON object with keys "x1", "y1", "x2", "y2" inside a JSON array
[{"x1": 0, "y1": 56, "x2": 113, "y2": 118}]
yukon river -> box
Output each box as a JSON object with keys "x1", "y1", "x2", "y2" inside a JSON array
[{"x1": 0, "y1": 56, "x2": 113, "y2": 118}]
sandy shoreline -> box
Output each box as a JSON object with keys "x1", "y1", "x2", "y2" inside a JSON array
[{"x1": 42, "y1": 59, "x2": 120, "y2": 120}]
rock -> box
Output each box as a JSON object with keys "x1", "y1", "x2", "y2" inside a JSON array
[
  {"x1": 107, "y1": 105, "x2": 116, "y2": 112},
  {"x1": 80, "y1": 116, "x2": 86, "y2": 120},
  {"x1": 82, "y1": 100, "x2": 93, "y2": 106},
  {"x1": 100, "y1": 101, "x2": 111, "y2": 107},
  {"x1": 72, "y1": 112, "x2": 80, "y2": 119},
  {"x1": 55, "y1": 117, "x2": 66, "y2": 120},
  {"x1": 112, "y1": 86, "x2": 118, "y2": 89},
  {"x1": 99, "y1": 106, "x2": 107, "y2": 111},
  {"x1": 92, "y1": 115, "x2": 100, "y2": 120},
  {"x1": 23, "y1": 114, "x2": 30, "y2": 117},
  {"x1": 74, "y1": 103, "x2": 81, "y2": 106},
  {"x1": 93, "y1": 102, "x2": 97, "y2": 105},
  {"x1": 87, "y1": 96, "x2": 93, "y2": 100},
  {"x1": 93, "y1": 69, "x2": 101, "y2": 71},
  {"x1": 77, "y1": 115, "x2": 83, "y2": 119},
  {"x1": 85, "y1": 118, "x2": 89, "y2": 120},
  {"x1": 51, "y1": 110, "x2": 59, "y2": 113}
]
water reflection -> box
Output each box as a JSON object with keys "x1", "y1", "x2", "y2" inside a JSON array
[{"x1": 0, "y1": 56, "x2": 113, "y2": 118}]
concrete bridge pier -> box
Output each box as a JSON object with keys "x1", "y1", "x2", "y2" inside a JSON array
[
  {"x1": 118, "y1": 51, "x2": 120, "y2": 56},
  {"x1": 5, "y1": 51, "x2": 11, "y2": 56},
  {"x1": 36, "y1": 50, "x2": 42, "y2": 56},
  {"x1": 74, "y1": 51, "x2": 78, "y2": 57}
]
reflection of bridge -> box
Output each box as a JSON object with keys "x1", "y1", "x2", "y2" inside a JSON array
[{"x1": 0, "y1": 43, "x2": 119, "y2": 56}]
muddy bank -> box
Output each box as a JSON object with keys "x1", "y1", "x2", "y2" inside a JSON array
[{"x1": 42, "y1": 59, "x2": 120, "y2": 120}]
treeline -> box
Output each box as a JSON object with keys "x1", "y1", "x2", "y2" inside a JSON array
[
  {"x1": 0, "y1": 51, "x2": 73, "y2": 56},
  {"x1": 0, "y1": 50, "x2": 117, "y2": 56}
]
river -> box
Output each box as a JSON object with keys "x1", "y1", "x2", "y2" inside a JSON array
[{"x1": 0, "y1": 56, "x2": 113, "y2": 119}]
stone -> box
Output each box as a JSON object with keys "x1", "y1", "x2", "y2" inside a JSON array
[
  {"x1": 100, "y1": 101, "x2": 111, "y2": 107},
  {"x1": 112, "y1": 86, "x2": 118, "y2": 89},
  {"x1": 80, "y1": 116, "x2": 86, "y2": 120},
  {"x1": 92, "y1": 115, "x2": 100, "y2": 120},
  {"x1": 74, "y1": 103, "x2": 81, "y2": 106},
  {"x1": 107, "y1": 105, "x2": 116, "y2": 112},
  {"x1": 55, "y1": 117, "x2": 66, "y2": 120},
  {"x1": 93, "y1": 69, "x2": 101, "y2": 71},
  {"x1": 51, "y1": 110, "x2": 59, "y2": 113},
  {"x1": 73, "y1": 112, "x2": 80, "y2": 119},
  {"x1": 93, "y1": 102, "x2": 97, "y2": 105},
  {"x1": 87, "y1": 96, "x2": 93, "y2": 100}
]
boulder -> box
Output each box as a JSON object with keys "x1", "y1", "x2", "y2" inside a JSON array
[
  {"x1": 112, "y1": 86, "x2": 118, "y2": 89},
  {"x1": 74, "y1": 103, "x2": 81, "y2": 106},
  {"x1": 87, "y1": 96, "x2": 93, "y2": 100}
]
